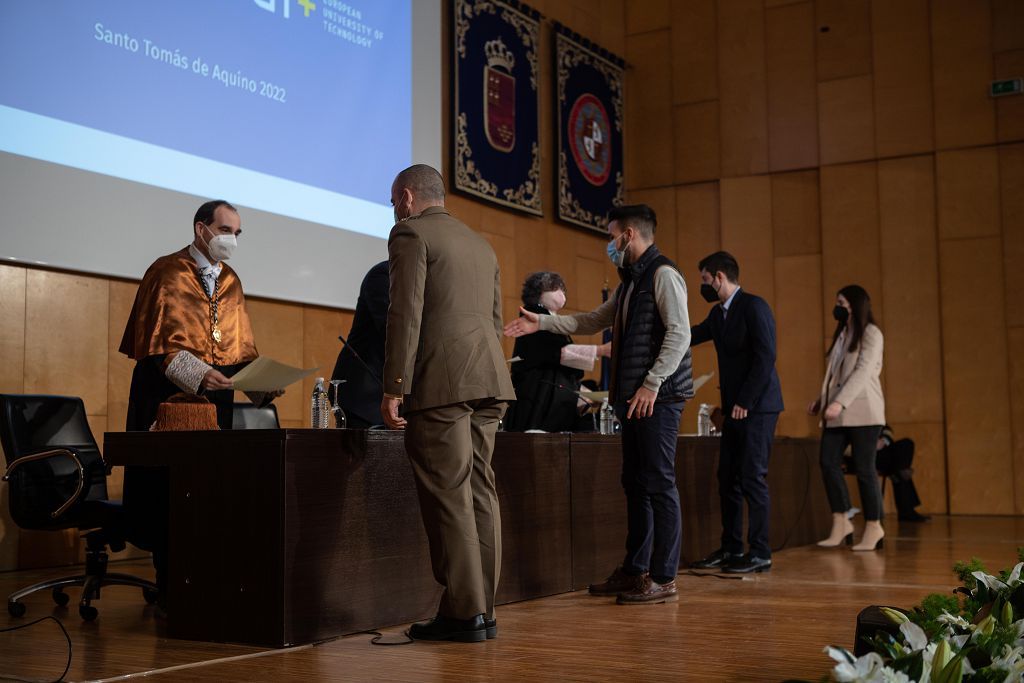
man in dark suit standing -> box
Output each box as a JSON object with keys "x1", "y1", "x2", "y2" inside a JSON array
[
  {"x1": 381, "y1": 164, "x2": 515, "y2": 642},
  {"x1": 689, "y1": 251, "x2": 783, "y2": 574},
  {"x1": 331, "y1": 260, "x2": 388, "y2": 428}
]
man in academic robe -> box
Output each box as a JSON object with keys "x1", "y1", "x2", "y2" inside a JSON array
[{"x1": 119, "y1": 199, "x2": 275, "y2": 606}]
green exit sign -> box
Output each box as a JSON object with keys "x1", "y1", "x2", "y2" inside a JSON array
[{"x1": 991, "y1": 78, "x2": 1023, "y2": 97}]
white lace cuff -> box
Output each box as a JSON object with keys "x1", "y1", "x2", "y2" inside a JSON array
[
  {"x1": 165, "y1": 350, "x2": 212, "y2": 394},
  {"x1": 560, "y1": 344, "x2": 598, "y2": 372}
]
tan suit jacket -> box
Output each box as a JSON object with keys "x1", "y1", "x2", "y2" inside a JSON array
[
  {"x1": 819, "y1": 323, "x2": 886, "y2": 427},
  {"x1": 383, "y1": 206, "x2": 515, "y2": 412}
]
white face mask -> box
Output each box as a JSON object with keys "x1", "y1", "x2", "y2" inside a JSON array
[
  {"x1": 539, "y1": 289, "x2": 566, "y2": 312},
  {"x1": 203, "y1": 224, "x2": 237, "y2": 261}
]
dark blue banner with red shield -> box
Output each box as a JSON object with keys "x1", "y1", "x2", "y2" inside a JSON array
[
  {"x1": 554, "y1": 25, "x2": 625, "y2": 233},
  {"x1": 452, "y1": 0, "x2": 542, "y2": 215}
]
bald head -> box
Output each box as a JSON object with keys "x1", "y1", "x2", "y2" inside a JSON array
[{"x1": 391, "y1": 164, "x2": 445, "y2": 221}]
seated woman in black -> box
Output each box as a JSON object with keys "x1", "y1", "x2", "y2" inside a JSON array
[{"x1": 504, "y1": 272, "x2": 609, "y2": 432}]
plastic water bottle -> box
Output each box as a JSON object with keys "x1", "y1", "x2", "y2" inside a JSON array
[
  {"x1": 311, "y1": 377, "x2": 329, "y2": 429},
  {"x1": 698, "y1": 403, "x2": 712, "y2": 436},
  {"x1": 599, "y1": 398, "x2": 614, "y2": 435}
]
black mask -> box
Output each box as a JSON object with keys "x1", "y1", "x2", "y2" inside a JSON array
[
  {"x1": 833, "y1": 305, "x2": 849, "y2": 322},
  {"x1": 700, "y1": 283, "x2": 719, "y2": 303}
]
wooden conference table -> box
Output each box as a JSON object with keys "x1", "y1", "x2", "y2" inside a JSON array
[{"x1": 104, "y1": 429, "x2": 829, "y2": 647}]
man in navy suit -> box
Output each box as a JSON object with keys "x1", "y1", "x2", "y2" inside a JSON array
[{"x1": 689, "y1": 252, "x2": 783, "y2": 573}]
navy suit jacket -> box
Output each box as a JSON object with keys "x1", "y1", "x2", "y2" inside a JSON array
[{"x1": 691, "y1": 289, "x2": 784, "y2": 414}]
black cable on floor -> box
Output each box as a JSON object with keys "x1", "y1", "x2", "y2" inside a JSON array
[
  {"x1": 678, "y1": 570, "x2": 744, "y2": 581},
  {"x1": 355, "y1": 629, "x2": 414, "y2": 646},
  {"x1": 0, "y1": 615, "x2": 73, "y2": 683}
]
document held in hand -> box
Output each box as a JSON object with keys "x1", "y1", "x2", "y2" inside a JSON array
[{"x1": 230, "y1": 357, "x2": 319, "y2": 392}]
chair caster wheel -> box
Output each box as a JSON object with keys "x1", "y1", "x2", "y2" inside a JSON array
[
  {"x1": 7, "y1": 601, "x2": 26, "y2": 617},
  {"x1": 52, "y1": 588, "x2": 70, "y2": 607},
  {"x1": 79, "y1": 605, "x2": 98, "y2": 621},
  {"x1": 143, "y1": 587, "x2": 159, "y2": 605}
]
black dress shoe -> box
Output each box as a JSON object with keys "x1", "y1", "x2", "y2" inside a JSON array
[
  {"x1": 408, "y1": 614, "x2": 487, "y2": 643},
  {"x1": 723, "y1": 556, "x2": 772, "y2": 574},
  {"x1": 485, "y1": 617, "x2": 497, "y2": 639},
  {"x1": 898, "y1": 511, "x2": 931, "y2": 522},
  {"x1": 690, "y1": 549, "x2": 740, "y2": 569}
]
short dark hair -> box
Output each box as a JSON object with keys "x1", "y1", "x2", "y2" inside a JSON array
[
  {"x1": 607, "y1": 204, "x2": 656, "y2": 239},
  {"x1": 698, "y1": 251, "x2": 740, "y2": 283},
  {"x1": 521, "y1": 271, "x2": 566, "y2": 307},
  {"x1": 194, "y1": 200, "x2": 237, "y2": 228},
  {"x1": 394, "y1": 164, "x2": 446, "y2": 202}
]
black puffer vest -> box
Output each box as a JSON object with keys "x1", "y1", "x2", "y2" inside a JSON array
[{"x1": 611, "y1": 245, "x2": 694, "y2": 405}]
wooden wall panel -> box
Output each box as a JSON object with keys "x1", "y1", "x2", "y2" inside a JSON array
[
  {"x1": 818, "y1": 75, "x2": 876, "y2": 165},
  {"x1": 1007, "y1": 327, "x2": 1024, "y2": 514},
  {"x1": 24, "y1": 271, "x2": 108, "y2": 415},
  {"x1": 878, "y1": 156, "x2": 943, "y2": 423},
  {"x1": 717, "y1": 0, "x2": 768, "y2": 177},
  {"x1": 871, "y1": 0, "x2": 934, "y2": 158},
  {"x1": 993, "y1": 0, "x2": 1024, "y2": 53},
  {"x1": 626, "y1": 186, "x2": 677, "y2": 259},
  {"x1": 0, "y1": 264, "x2": 26, "y2": 394},
  {"x1": 675, "y1": 182, "x2": 721, "y2": 327},
  {"x1": 820, "y1": 162, "x2": 882, "y2": 332},
  {"x1": 771, "y1": 170, "x2": 821, "y2": 257},
  {"x1": 670, "y1": 0, "x2": 717, "y2": 105},
  {"x1": 931, "y1": 0, "x2": 995, "y2": 150},
  {"x1": 720, "y1": 176, "x2": 774, "y2": 306},
  {"x1": 625, "y1": 0, "x2": 669, "y2": 35},
  {"x1": 774, "y1": 254, "x2": 823, "y2": 437},
  {"x1": 106, "y1": 280, "x2": 139, "y2": 432},
  {"x1": 814, "y1": 0, "x2": 873, "y2": 81},
  {"x1": 940, "y1": 237, "x2": 1014, "y2": 514},
  {"x1": 888, "y1": 421, "x2": 948, "y2": 514},
  {"x1": 1004, "y1": 145, "x2": 1024, "y2": 327},
  {"x1": 246, "y1": 299, "x2": 306, "y2": 424},
  {"x1": 673, "y1": 101, "x2": 720, "y2": 184},
  {"x1": 936, "y1": 147, "x2": 1001, "y2": 240},
  {"x1": 625, "y1": 29, "x2": 675, "y2": 189},
  {"x1": 766, "y1": 1, "x2": 819, "y2": 171},
  {"x1": 994, "y1": 50, "x2": 1024, "y2": 143}
]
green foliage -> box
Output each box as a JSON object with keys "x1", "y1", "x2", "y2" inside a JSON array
[
  {"x1": 1018, "y1": 546, "x2": 1024, "y2": 563},
  {"x1": 910, "y1": 592, "x2": 961, "y2": 637},
  {"x1": 953, "y1": 557, "x2": 986, "y2": 589}
]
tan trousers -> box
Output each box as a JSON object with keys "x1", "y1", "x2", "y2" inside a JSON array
[{"x1": 404, "y1": 398, "x2": 505, "y2": 620}]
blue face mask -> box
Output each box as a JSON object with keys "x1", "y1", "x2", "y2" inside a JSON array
[{"x1": 607, "y1": 235, "x2": 628, "y2": 268}]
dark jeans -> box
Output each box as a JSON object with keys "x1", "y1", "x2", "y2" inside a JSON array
[
  {"x1": 616, "y1": 400, "x2": 684, "y2": 583},
  {"x1": 719, "y1": 412, "x2": 778, "y2": 559},
  {"x1": 820, "y1": 425, "x2": 884, "y2": 520}
]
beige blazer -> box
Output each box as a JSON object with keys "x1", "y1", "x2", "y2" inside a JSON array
[
  {"x1": 819, "y1": 323, "x2": 885, "y2": 427},
  {"x1": 383, "y1": 206, "x2": 516, "y2": 412}
]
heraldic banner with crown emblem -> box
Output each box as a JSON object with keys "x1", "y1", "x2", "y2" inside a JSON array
[
  {"x1": 452, "y1": 0, "x2": 541, "y2": 215},
  {"x1": 554, "y1": 24, "x2": 625, "y2": 233}
]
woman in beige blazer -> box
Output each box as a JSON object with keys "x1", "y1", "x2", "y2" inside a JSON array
[{"x1": 808, "y1": 285, "x2": 886, "y2": 551}]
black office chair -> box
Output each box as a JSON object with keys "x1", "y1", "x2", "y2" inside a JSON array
[
  {"x1": 0, "y1": 394, "x2": 158, "y2": 620},
  {"x1": 232, "y1": 402, "x2": 280, "y2": 429}
]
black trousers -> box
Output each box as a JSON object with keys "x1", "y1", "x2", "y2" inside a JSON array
[
  {"x1": 820, "y1": 425, "x2": 884, "y2": 520},
  {"x1": 718, "y1": 412, "x2": 778, "y2": 559},
  {"x1": 616, "y1": 400, "x2": 684, "y2": 582}
]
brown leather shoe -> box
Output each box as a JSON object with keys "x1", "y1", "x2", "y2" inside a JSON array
[
  {"x1": 616, "y1": 576, "x2": 678, "y2": 605},
  {"x1": 588, "y1": 566, "x2": 646, "y2": 596}
]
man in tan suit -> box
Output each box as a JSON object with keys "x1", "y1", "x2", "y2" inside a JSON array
[{"x1": 381, "y1": 164, "x2": 515, "y2": 643}]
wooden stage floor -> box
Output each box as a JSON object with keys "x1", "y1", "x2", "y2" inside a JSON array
[{"x1": 0, "y1": 515, "x2": 1021, "y2": 682}]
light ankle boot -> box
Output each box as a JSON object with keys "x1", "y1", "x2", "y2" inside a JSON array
[
  {"x1": 817, "y1": 512, "x2": 855, "y2": 547},
  {"x1": 853, "y1": 520, "x2": 885, "y2": 551}
]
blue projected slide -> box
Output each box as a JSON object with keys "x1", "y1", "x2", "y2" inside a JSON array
[{"x1": 0, "y1": 1, "x2": 411, "y2": 238}]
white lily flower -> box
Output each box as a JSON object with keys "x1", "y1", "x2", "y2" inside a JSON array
[
  {"x1": 936, "y1": 611, "x2": 971, "y2": 630},
  {"x1": 825, "y1": 647, "x2": 886, "y2": 683},
  {"x1": 880, "y1": 667, "x2": 910, "y2": 683},
  {"x1": 991, "y1": 643, "x2": 1024, "y2": 669},
  {"x1": 973, "y1": 570, "x2": 1009, "y2": 593},
  {"x1": 899, "y1": 621, "x2": 929, "y2": 652},
  {"x1": 1006, "y1": 561, "x2": 1023, "y2": 587}
]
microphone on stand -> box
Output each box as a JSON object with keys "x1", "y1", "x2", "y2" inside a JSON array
[{"x1": 337, "y1": 335, "x2": 384, "y2": 389}]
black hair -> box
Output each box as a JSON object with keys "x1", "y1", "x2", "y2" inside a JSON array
[
  {"x1": 829, "y1": 284, "x2": 878, "y2": 354},
  {"x1": 193, "y1": 200, "x2": 237, "y2": 228},
  {"x1": 394, "y1": 164, "x2": 446, "y2": 201},
  {"x1": 521, "y1": 271, "x2": 567, "y2": 307},
  {"x1": 607, "y1": 204, "x2": 656, "y2": 238},
  {"x1": 698, "y1": 251, "x2": 740, "y2": 283}
]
